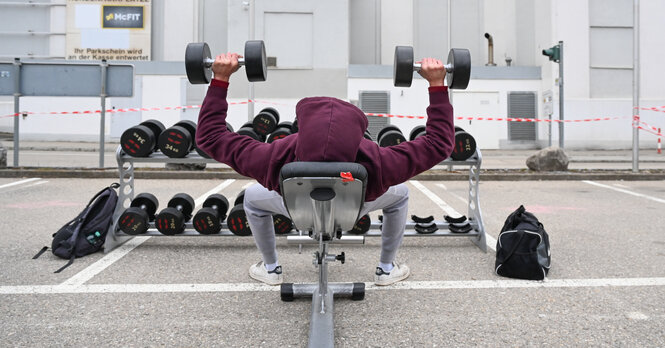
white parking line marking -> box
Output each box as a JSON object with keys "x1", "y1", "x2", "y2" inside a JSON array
[
  {"x1": 583, "y1": 180, "x2": 665, "y2": 204},
  {"x1": 194, "y1": 179, "x2": 236, "y2": 208},
  {"x1": 412, "y1": 180, "x2": 497, "y2": 251},
  {"x1": 3, "y1": 277, "x2": 665, "y2": 294},
  {"x1": 0, "y1": 178, "x2": 41, "y2": 190},
  {"x1": 60, "y1": 236, "x2": 151, "y2": 287},
  {"x1": 436, "y1": 183, "x2": 468, "y2": 204},
  {"x1": 61, "y1": 179, "x2": 236, "y2": 287},
  {"x1": 25, "y1": 180, "x2": 49, "y2": 188},
  {"x1": 410, "y1": 180, "x2": 462, "y2": 217}
]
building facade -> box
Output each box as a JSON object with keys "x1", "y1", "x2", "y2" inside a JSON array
[{"x1": 0, "y1": 0, "x2": 663, "y2": 149}]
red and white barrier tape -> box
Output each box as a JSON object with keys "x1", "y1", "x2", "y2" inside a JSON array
[
  {"x1": 0, "y1": 99, "x2": 658, "y2": 127},
  {"x1": 635, "y1": 105, "x2": 665, "y2": 113},
  {"x1": 634, "y1": 120, "x2": 664, "y2": 137}
]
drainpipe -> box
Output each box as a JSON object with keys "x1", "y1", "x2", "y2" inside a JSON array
[{"x1": 484, "y1": 33, "x2": 496, "y2": 66}]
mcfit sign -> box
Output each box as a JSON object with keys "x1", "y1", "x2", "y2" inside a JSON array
[{"x1": 103, "y1": 6, "x2": 144, "y2": 28}]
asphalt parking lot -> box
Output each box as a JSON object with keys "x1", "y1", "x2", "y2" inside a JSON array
[{"x1": 1, "y1": 176, "x2": 664, "y2": 347}]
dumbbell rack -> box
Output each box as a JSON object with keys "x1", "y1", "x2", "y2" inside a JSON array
[
  {"x1": 104, "y1": 146, "x2": 487, "y2": 253},
  {"x1": 365, "y1": 149, "x2": 488, "y2": 252}
]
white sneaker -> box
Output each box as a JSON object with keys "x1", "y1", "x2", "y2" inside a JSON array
[
  {"x1": 374, "y1": 261, "x2": 410, "y2": 286},
  {"x1": 249, "y1": 261, "x2": 283, "y2": 285}
]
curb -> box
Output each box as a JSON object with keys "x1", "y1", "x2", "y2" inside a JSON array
[{"x1": 2, "y1": 168, "x2": 665, "y2": 181}]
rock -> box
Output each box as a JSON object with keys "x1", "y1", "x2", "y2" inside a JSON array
[
  {"x1": 0, "y1": 142, "x2": 6, "y2": 168},
  {"x1": 526, "y1": 147, "x2": 569, "y2": 171},
  {"x1": 165, "y1": 162, "x2": 206, "y2": 171}
]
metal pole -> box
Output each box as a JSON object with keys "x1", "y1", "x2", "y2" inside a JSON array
[
  {"x1": 100, "y1": 59, "x2": 108, "y2": 168},
  {"x1": 247, "y1": 0, "x2": 255, "y2": 122},
  {"x1": 558, "y1": 41, "x2": 564, "y2": 149},
  {"x1": 12, "y1": 58, "x2": 21, "y2": 167},
  {"x1": 632, "y1": 0, "x2": 640, "y2": 172}
]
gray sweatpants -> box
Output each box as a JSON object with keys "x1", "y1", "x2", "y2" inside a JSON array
[{"x1": 243, "y1": 183, "x2": 409, "y2": 266}]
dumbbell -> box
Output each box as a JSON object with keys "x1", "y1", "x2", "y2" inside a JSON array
[
  {"x1": 394, "y1": 46, "x2": 471, "y2": 89},
  {"x1": 253, "y1": 107, "x2": 281, "y2": 136},
  {"x1": 185, "y1": 40, "x2": 267, "y2": 84},
  {"x1": 192, "y1": 194, "x2": 230, "y2": 235},
  {"x1": 347, "y1": 214, "x2": 371, "y2": 235},
  {"x1": 377, "y1": 125, "x2": 406, "y2": 147},
  {"x1": 292, "y1": 119, "x2": 299, "y2": 133},
  {"x1": 158, "y1": 120, "x2": 197, "y2": 158},
  {"x1": 195, "y1": 122, "x2": 233, "y2": 158},
  {"x1": 227, "y1": 190, "x2": 252, "y2": 236},
  {"x1": 237, "y1": 122, "x2": 265, "y2": 142},
  {"x1": 118, "y1": 193, "x2": 159, "y2": 235},
  {"x1": 267, "y1": 121, "x2": 293, "y2": 143},
  {"x1": 273, "y1": 214, "x2": 294, "y2": 235},
  {"x1": 451, "y1": 126, "x2": 477, "y2": 161},
  {"x1": 120, "y1": 120, "x2": 165, "y2": 157},
  {"x1": 155, "y1": 193, "x2": 195, "y2": 235},
  {"x1": 409, "y1": 125, "x2": 426, "y2": 141}
]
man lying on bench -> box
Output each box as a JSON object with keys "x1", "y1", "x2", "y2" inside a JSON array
[{"x1": 196, "y1": 54, "x2": 455, "y2": 286}]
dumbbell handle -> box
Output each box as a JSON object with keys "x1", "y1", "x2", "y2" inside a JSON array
[
  {"x1": 413, "y1": 63, "x2": 453, "y2": 73},
  {"x1": 203, "y1": 57, "x2": 246, "y2": 68}
]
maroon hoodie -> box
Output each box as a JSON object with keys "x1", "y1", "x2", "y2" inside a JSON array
[{"x1": 196, "y1": 79, "x2": 455, "y2": 202}]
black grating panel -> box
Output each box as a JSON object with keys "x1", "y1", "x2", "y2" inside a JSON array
[
  {"x1": 359, "y1": 91, "x2": 390, "y2": 140},
  {"x1": 507, "y1": 92, "x2": 537, "y2": 141}
]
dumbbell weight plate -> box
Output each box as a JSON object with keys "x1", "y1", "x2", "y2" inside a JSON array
[
  {"x1": 253, "y1": 112, "x2": 278, "y2": 136},
  {"x1": 193, "y1": 207, "x2": 221, "y2": 234},
  {"x1": 227, "y1": 205, "x2": 252, "y2": 236},
  {"x1": 158, "y1": 125, "x2": 193, "y2": 158},
  {"x1": 451, "y1": 130, "x2": 477, "y2": 161},
  {"x1": 118, "y1": 193, "x2": 160, "y2": 235},
  {"x1": 203, "y1": 194, "x2": 230, "y2": 219},
  {"x1": 347, "y1": 214, "x2": 371, "y2": 235},
  {"x1": 170, "y1": 193, "x2": 195, "y2": 219},
  {"x1": 185, "y1": 42, "x2": 212, "y2": 84},
  {"x1": 267, "y1": 126, "x2": 292, "y2": 143},
  {"x1": 237, "y1": 127, "x2": 264, "y2": 142},
  {"x1": 155, "y1": 193, "x2": 195, "y2": 235},
  {"x1": 409, "y1": 125, "x2": 426, "y2": 141},
  {"x1": 234, "y1": 189, "x2": 246, "y2": 206},
  {"x1": 244, "y1": 40, "x2": 267, "y2": 82},
  {"x1": 377, "y1": 125, "x2": 402, "y2": 142},
  {"x1": 291, "y1": 119, "x2": 299, "y2": 133},
  {"x1": 273, "y1": 214, "x2": 294, "y2": 234},
  {"x1": 447, "y1": 48, "x2": 471, "y2": 90},
  {"x1": 393, "y1": 46, "x2": 415, "y2": 87},
  {"x1": 121, "y1": 124, "x2": 154, "y2": 157},
  {"x1": 120, "y1": 120, "x2": 165, "y2": 157},
  {"x1": 379, "y1": 130, "x2": 406, "y2": 147},
  {"x1": 192, "y1": 193, "x2": 229, "y2": 234}
]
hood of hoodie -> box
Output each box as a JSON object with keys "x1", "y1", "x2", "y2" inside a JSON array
[{"x1": 294, "y1": 97, "x2": 368, "y2": 162}]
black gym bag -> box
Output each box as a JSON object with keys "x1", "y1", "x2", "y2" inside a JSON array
[
  {"x1": 495, "y1": 205, "x2": 551, "y2": 280},
  {"x1": 33, "y1": 183, "x2": 119, "y2": 273}
]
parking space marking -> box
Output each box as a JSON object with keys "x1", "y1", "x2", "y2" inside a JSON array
[
  {"x1": 0, "y1": 178, "x2": 41, "y2": 190},
  {"x1": 411, "y1": 180, "x2": 497, "y2": 251},
  {"x1": 194, "y1": 179, "x2": 236, "y2": 207},
  {"x1": 3, "y1": 277, "x2": 665, "y2": 295},
  {"x1": 60, "y1": 236, "x2": 151, "y2": 287},
  {"x1": 436, "y1": 183, "x2": 468, "y2": 204},
  {"x1": 60, "y1": 180, "x2": 236, "y2": 287},
  {"x1": 583, "y1": 180, "x2": 665, "y2": 204}
]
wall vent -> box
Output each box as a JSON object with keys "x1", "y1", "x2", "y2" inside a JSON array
[{"x1": 507, "y1": 92, "x2": 537, "y2": 141}]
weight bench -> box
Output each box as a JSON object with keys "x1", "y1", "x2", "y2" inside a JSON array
[{"x1": 279, "y1": 161, "x2": 368, "y2": 348}]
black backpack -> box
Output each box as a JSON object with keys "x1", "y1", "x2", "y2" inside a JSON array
[
  {"x1": 495, "y1": 205, "x2": 551, "y2": 280},
  {"x1": 33, "y1": 183, "x2": 119, "y2": 273}
]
